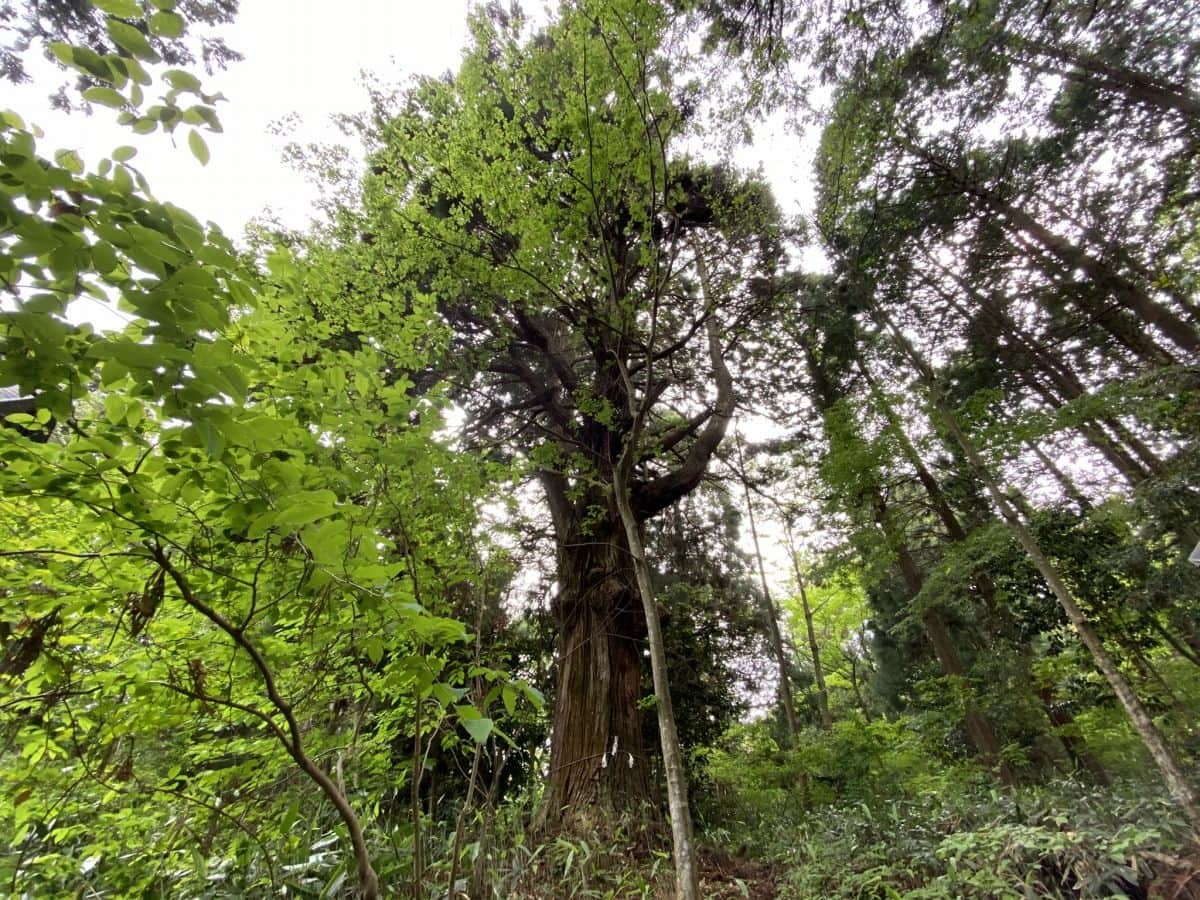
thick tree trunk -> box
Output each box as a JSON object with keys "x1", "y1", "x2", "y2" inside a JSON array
[
  {"x1": 540, "y1": 510, "x2": 655, "y2": 829},
  {"x1": 748, "y1": 507, "x2": 800, "y2": 741}
]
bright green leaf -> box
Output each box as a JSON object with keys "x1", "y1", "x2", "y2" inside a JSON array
[
  {"x1": 148, "y1": 11, "x2": 185, "y2": 38},
  {"x1": 163, "y1": 69, "x2": 201, "y2": 92},
  {"x1": 462, "y1": 717, "x2": 494, "y2": 745},
  {"x1": 82, "y1": 86, "x2": 127, "y2": 109},
  {"x1": 53, "y1": 149, "x2": 84, "y2": 174},
  {"x1": 106, "y1": 20, "x2": 160, "y2": 62},
  {"x1": 187, "y1": 129, "x2": 209, "y2": 166},
  {"x1": 93, "y1": 0, "x2": 141, "y2": 16}
]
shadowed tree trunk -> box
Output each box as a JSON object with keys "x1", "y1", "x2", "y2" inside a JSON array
[
  {"x1": 1036, "y1": 685, "x2": 1111, "y2": 785},
  {"x1": 1013, "y1": 37, "x2": 1200, "y2": 123},
  {"x1": 874, "y1": 494, "x2": 1017, "y2": 787},
  {"x1": 540, "y1": 491, "x2": 655, "y2": 826}
]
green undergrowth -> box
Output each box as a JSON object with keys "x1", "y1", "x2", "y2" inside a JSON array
[
  {"x1": 694, "y1": 722, "x2": 1199, "y2": 899},
  {"x1": 776, "y1": 785, "x2": 1197, "y2": 899}
]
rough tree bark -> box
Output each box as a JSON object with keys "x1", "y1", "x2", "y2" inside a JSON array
[
  {"x1": 538, "y1": 490, "x2": 655, "y2": 828},
  {"x1": 536, "y1": 251, "x2": 736, "y2": 849}
]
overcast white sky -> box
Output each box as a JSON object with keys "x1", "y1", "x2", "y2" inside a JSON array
[
  {"x1": 8, "y1": 2, "x2": 481, "y2": 233},
  {"x1": 8, "y1": 1, "x2": 814, "y2": 240}
]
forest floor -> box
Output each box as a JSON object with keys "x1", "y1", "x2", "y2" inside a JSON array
[{"x1": 699, "y1": 846, "x2": 783, "y2": 898}]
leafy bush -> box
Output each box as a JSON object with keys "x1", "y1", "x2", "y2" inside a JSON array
[{"x1": 776, "y1": 780, "x2": 1197, "y2": 899}]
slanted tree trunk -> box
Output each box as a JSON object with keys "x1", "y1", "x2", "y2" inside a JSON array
[
  {"x1": 879, "y1": 311, "x2": 1200, "y2": 833},
  {"x1": 784, "y1": 526, "x2": 834, "y2": 730},
  {"x1": 959, "y1": 425, "x2": 1200, "y2": 830},
  {"x1": 913, "y1": 144, "x2": 1199, "y2": 361},
  {"x1": 919, "y1": 259, "x2": 1167, "y2": 486},
  {"x1": 1013, "y1": 37, "x2": 1200, "y2": 122},
  {"x1": 1035, "y1": 685, "x2": 1111, "y2": 785},
  {"x1": 976, "y1": 190, "x2": 1198, "y2": 360},
  {"x1": 873, "y1": 494, "x2": 1017, "y2": 786}
]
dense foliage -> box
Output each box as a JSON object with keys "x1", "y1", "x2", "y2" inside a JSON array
[{"x1": 2, "y1": 0, "x2": 1198, "y2": 897}]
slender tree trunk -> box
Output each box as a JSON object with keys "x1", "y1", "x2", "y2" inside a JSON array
[
  {"x1": 784, "y1": 526, "x2": 833, "y2": 730},
  {"x1": 447, "y1": 743, "x2": 482, "y2": 900},
  {"x1": 412, "y1": 687, "x2": 424, "y2": 899},
  {"x1": 873, "y1": 495, "x2": 1016, "y2": 786},
  {"x1": 968, "y1": 451, "x2": 1199, "y2": 829},
  {"x1": 1012, "y1": 360, "x2": 1162, "y2": 483},
  {"x1": 922, "y1": 259, "x2": 1167, "y2": 484},
  {"x1": 1152, "y1": 618, "x2": 1200, "y2": 669},
  {"x1": 880, "y1": 317, "x2": 1200, "y2": 832},
  {"x1": 1025, "y1": 439, "x2": 1092, "y2": 510},
  {"x1": 471, "y1": 746, "x2": 506, "y2": 899},
  {"x1": 860, "y1": 358, "x2": 1009, "y2": 619},
  {"x1": 613, "y1": 468, "x2": 700, "y2": 900},
  {"x1": 735, "y1": 434, "x2": 800, "y2": 741},
  {"x1": 802, "y1": 311, "x2": 1010, "y2": 776},
  {"x1": 1014, "y1": 38, "x2": 1200, "y2": 122},
  {"x1": 975, "y1": 189, "x2": 1199, "y2": 359},
  {"x1": 1035, "y1": 685, "x2": 1111, "y2": 785},
  {"x1": 848, "y1": 651, "x2": 871, "y2": 722},
  {"x1": 913, "y1": 143, "x2": 1198, "y2": 360},
  {"x1": 448, "y1": 594, "x2": 489, "y2": 900}
]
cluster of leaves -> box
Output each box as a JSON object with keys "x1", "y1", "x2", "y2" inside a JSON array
[
  {"x1": 0, "y1": 3, "x2": 548, "y2": 896},
  {"x1": 1, "y1": 0, "x2": 240, "y2": 111}
]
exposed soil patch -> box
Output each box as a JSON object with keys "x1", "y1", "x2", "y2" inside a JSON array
[{"x1": 700, "y1": 845, "x2": 783, "y2": 899}]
